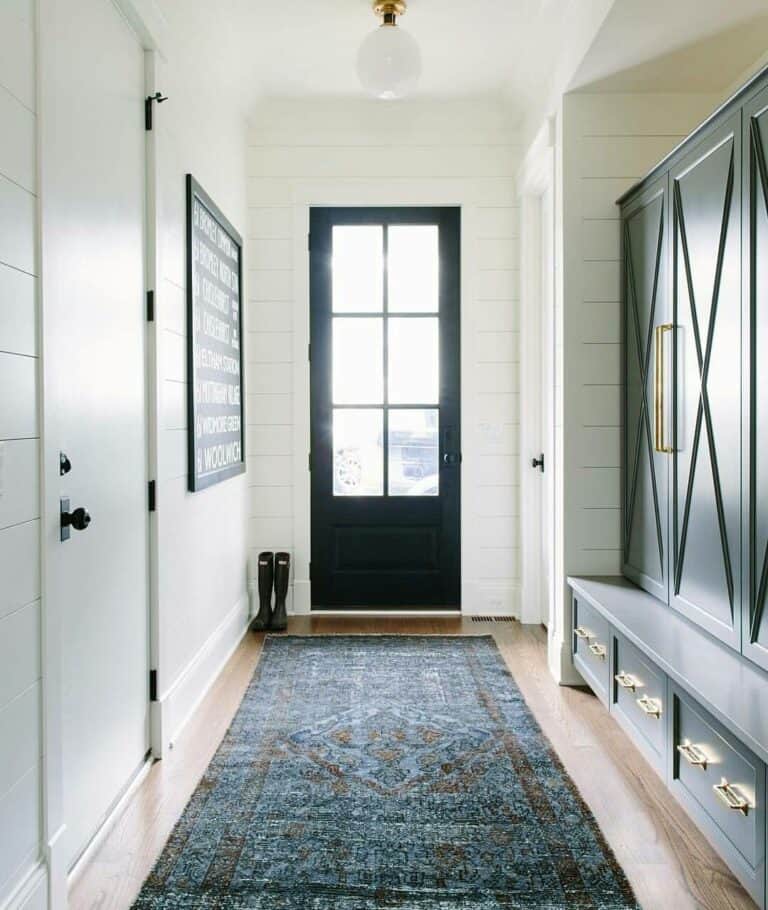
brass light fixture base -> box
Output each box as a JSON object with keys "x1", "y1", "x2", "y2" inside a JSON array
[{"x1": 373, "y1": 0, "x2": 407, "y2": 24}]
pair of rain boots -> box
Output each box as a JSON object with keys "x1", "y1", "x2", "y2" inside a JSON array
[{"x1": 250, "y1": 551, "x2": 290, "y2": 633}]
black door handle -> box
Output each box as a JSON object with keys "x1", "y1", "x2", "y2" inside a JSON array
[
  {"x1": 61, "y1": 497, "x2": 92, "y2": 541},
  {"x1": 443, "y1": 452, "x2": 462, "y2": 466},
  {"x1": 532, "y1": 454, "x2": 545, "y2": 473}
]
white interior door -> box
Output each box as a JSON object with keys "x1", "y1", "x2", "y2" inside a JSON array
[{"x1": 42, "y1": 0, "x2": 149, "y2": 870}]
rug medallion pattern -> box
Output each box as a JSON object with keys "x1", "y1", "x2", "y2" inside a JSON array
[{"x1": 133, "y1": 636, "x2": 638, "y2": 909}]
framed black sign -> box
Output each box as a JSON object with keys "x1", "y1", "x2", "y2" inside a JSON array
[{"x1": 186, "y1": 175, "x2": 245, "y2": 491}]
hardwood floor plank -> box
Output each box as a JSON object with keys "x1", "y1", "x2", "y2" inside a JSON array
[{"x1": 69, "y1": 618, "x2": 757, "y2": 910}]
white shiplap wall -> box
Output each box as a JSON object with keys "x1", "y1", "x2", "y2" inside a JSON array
[
  {"x1": 150, "y1": 56, "x2": 250, "y2": 750},
  {"x1": 246, "y1": 100, "x2": 523, "y2": 615},
  {"x1": 0, "y1": 0, "x2": 44, "y2": 906},
  {"x1": 559, "y1": 92, "x2": 722, "y2": 583}
]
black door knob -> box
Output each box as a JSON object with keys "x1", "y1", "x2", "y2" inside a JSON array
[
  {"x1": 66, "y1": 507, "x2": 92, "y2": 531},
  {"x1": 443, "y1": 452, "x2": 462, "y2": 466},
  {"x1": 60, "y1": 497, "x2": 92, "y2": 541},
  {"x1": 532, "y1": 454, "x2": 545, "y2": 473}
]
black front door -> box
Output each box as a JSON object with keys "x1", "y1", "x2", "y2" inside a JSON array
[{"x1": 310, "y1": 207, "x2": 461, "y2": 609}]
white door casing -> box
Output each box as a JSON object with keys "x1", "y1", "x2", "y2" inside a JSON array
[
  {"x1": 40, "y1": 0, "x2": 150, "y2": 873},
  {"x1": 518, "y1": 120, "x2": 557, "y2": 633}
]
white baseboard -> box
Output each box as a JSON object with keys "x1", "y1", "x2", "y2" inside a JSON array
[
  {"x1": 1, "y1": 863, "x2": 46, "y2": 910},
  {"x1": 155, "y1": 594, "x2": 249, "y2": 756}
]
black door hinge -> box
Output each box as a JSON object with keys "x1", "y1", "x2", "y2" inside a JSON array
[
  {"x1": 146, "y1": 290, "x2": 155, "y2": 322},
  {"x1": 308, "y1": 233, "x2": 312, "y2": 251},
  {"x1": 307, "y1": 343, "x2": 311, "y2": 362},
  {"x1": 149, "y1": 669, "x2": 158, "y2": 702},
  {"x1": 148, "y1": 480, "x2": 157, "y2": 512},
  {"x1": 309, "y1": 562, "x2": 312, "y2": 580},
  {"x1": 145, "y1": 92, "x2": 168, "y2": 131},
  {"x1": 308, "y1": 452, "x2": 312, "y2": 472}
]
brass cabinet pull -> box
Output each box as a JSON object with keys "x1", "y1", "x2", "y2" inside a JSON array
[
  {"x1": 588, "y1": 642, "x2": 607, "y2": 661},
  {"x1": 615, "y1": 671, "x2": 638, "y2": 692},
  {"x1": 677, "y1": 743, "x2": 709, "y2": 770},
  {"x1": 713, "y1": 780, "x2": 750, "y2": 816},
  {"x1": 654, "y1": 324, "x2": 674, "y2": 454},
  {"x1": 636, "y1": 694, "x2": 662, "y2": 718},
  {"x1": 574, "y1": 627, "x2": 591, "y2": 640}
]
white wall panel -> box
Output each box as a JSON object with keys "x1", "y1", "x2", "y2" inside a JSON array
[
  {"x1": 0, "y1": 522, "x2": 39, "y2": 622},
  {"x1": 0, "y1": 353, "x2": 37, "y2": 439},
  {"x1": 0, "y1": 683, "x2": 40, "y2": 801},
  {"x1": 0, "y1": 177, "x2": 35, "y2": 274},
  {"x1": 0, "y1": 87, "x2": 35, "y2": 192},
  {"x1": 247, "y1": 426, "x2": 292, "y2": 456},
  {"x1": 247, "y1": 332, "x2": 292, "y2": 364},
  {"x1": 0, "y1": 0, "x2": 35, "y2": 112},
  {"x1": 0, "y1": 765, "x2": 40, "y2": 900},
  {"x1": 0, "y1": 600, "x2": 39, "y2": 708},
  {"x1": 250, "y1": 485, "x2": 292, "y2": 518},
  {"x1": 0, "y1": 264, "x2": 36, "y2": 356},
  {"x1": 248, "y1": 269, "x2": 293, "y2": 301},
  {"x1": 162, "y1": 380, "x2": 186, "y2": 430},
  {"x1": 0, "y1": 10, "x2": 40, "y2": 899},
  {"x1": 248, "y1": 301, "x2": 293, "y2": 332},
  {"x1": 0, "y1": 439, "x2": 39, "y2": 530},
  {"x1": 246, "y1": 393, "x2": 293, "y2": 425}
]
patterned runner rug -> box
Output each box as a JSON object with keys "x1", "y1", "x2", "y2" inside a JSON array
[{"x1": 133, "y1": 635, "x2": 638, "y2": 909}]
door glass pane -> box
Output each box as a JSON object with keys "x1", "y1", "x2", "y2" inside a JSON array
[
  {"x1": 333, "y1": 226, "x2": 383, "y2": 313},
  {"x1": 389, "y1": 410, "x2": 439, "y2": 496},
  {"x1": 333, "y1": 409, "x2": 383, "y2": 496},
  {"x1": 333, "y1": 318, "x2": 383, "y2": 404},
  {"x1": 388, "y1": 225, "x2": 439, "y2": 313},
  {"x1": 388, "y1": 317, "x2": 439, "y2": 404}
]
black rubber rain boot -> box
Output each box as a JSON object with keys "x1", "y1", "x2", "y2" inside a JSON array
[
  {"x1": 249, "y1": 552, "x2": 274, "y2": 632},
  {"x1": 270, "y1": 552, "x2": 290, "y2": 632}
]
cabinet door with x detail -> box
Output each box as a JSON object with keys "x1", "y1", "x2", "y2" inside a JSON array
[
  {"x1": 670, "y1": 115, "x2": 742, "y2": 649},
  {"x1": 622, "y1": 176, "x2": 670, "y2": 603}
]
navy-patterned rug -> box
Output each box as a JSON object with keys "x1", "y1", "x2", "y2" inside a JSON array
[{"x1": 133, "y1": 636, "x2": 638, "y2": 909}]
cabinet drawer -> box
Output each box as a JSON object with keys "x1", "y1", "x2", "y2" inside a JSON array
[
  {"x1": 572, "y1": 597, "x2": 611, "y2": 705},
  {"x1": 670, "y1": 685, "x2": 766, "y2": 905},
  {"x1": 611, "y1": 633, "x2": 666, "y2": 771}
]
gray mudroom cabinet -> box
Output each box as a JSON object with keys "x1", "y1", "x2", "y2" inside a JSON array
[{"x1": 570, "y1": 65, "x2": 768, "y2": 909}]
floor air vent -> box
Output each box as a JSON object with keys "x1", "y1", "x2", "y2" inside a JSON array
[{"x1": 471, "y1": 616, "x2": 517, "y2": 624}]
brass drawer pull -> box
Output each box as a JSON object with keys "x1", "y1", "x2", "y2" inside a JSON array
[
  {"x1": 615, "y1": 671, "x2": 638, "y2": 692},
  {"x1": 636, "y1": 694, "x2": 662, "y2": 718},
  {"x1": 574, "y1": 627, "x2": 591, "y2": 640},
  {"x1": 677, "y1": 743, "x2": 708, "y2": 770},
  {"x1": 713, "y1": 780, "x2": 750, "y2": 816},
  {"x1": 588, "y1": 642, "x2": 607, "y2": 661}
]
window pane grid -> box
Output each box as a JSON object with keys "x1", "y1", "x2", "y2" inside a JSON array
[{"x1": 331, "y1": 221, "x2": 441, "y2": 496}]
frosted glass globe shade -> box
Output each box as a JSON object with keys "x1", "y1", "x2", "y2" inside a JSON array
[{"x1": 356, "y1": 25, "x2": 422, "y2": 100}]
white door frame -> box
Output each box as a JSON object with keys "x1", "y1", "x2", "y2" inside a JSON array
[
  {"x1": 38, "y1": 2, "x2": 165, "y2": 906},
  {"x1": 517, "y1": 120, "x2": 556, "y2": 627}
]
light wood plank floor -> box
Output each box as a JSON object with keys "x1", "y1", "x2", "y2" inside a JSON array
[{"x1": 69, "y1": 617, "x2": 757, "y2": 910}]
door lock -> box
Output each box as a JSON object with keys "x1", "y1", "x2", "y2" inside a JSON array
[
  {"x1": 60, "y1": 497, "x2": 92, "y2": 542},
  {"x1": 532, "y1": 454, "x2": 545, "y2": 473},
  {"x1": 443, "y1": 452, "x2": 462, "y2": 466}
]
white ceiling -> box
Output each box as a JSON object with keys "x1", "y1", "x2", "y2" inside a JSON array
[{"x1": 154, "y1": 0, "x2": 768, "y2": 120}]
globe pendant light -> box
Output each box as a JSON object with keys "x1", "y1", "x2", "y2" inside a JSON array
[{"x1": 357, "y1": 1, "x2": 422, "y2": 101}]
